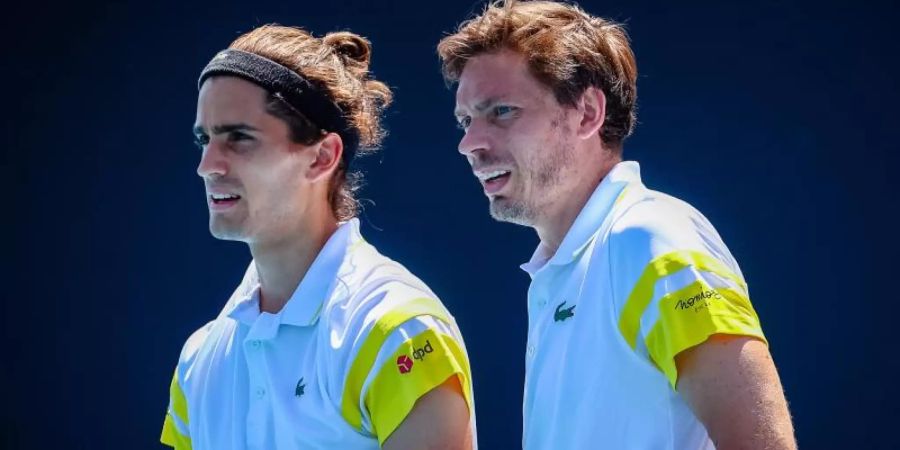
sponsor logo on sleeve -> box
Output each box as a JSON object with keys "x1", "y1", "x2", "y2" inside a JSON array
[
  {"x1": 674, "y1": 289, "x2": 723, "y2": 313},
  {"x1": 413, "y1": 340, "x2": 434, "y2": 361},
  {"x1": 397, "y1": 339, "x2": 438, "y2": 374},
  {"x1": 397, "y1": 355, "x2": 414, "y2": 374}
]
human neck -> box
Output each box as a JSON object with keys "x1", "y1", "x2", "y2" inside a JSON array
[
  {"x1": 249, "y1": 210, "x2": 339, "y2": 314},
  {"x1": 535, "y1": 151, "x2": 621, "y2": 255}
]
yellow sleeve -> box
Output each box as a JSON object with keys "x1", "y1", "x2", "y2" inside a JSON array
[
  {"x1": 160, "y1": 369, "x2": 193, "y2": 449},
  {"x1": 365, "y1": 326, "x2": 472, "y2": 444},
  {"x1": 339, "y1": 297, "x2": 473, "y2": 445},
  {"x1": 619, "y1": 250, "x2": 767, "y2": 389}
]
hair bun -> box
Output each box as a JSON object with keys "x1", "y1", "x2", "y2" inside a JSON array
[{"x1": 323, "y1": 31, "x2": 372, "y2": 69}]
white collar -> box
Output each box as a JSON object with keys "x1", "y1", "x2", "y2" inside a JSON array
[
  {"x1": 520, "y1": 161, "x2": 642, "y2": 276},
  {"x1": 224, "y1": 218, "x2": 361, "y2": 327}
]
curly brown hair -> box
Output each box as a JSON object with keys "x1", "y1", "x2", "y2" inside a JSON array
[
  {"x1": 229, "y1": 25, "x2": 393, "y2": 221},
  {"x1": 438, "y1": 0, "x2": 637, "y2": 148}
]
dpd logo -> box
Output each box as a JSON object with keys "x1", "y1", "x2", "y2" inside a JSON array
[
  {"x1": 397, "y1": 355, "x2": 414, "y2": 374},
  {"x1": 413, "y1": 340, "x2": 434, "y2": 361}
]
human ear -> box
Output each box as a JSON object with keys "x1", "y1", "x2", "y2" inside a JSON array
[
  {"x1": 306, "y1": 132, "x2": 343, "y2": 182},
  {"x1": 576, "y1": 86, "x2": 606, "y2": 140}
]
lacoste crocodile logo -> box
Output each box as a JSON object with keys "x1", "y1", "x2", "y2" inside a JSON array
[
  {"x1": 295, "y1": 377, "x2": 306, "y2": 398},
  {"x1": 554, "y1": 301, "x2": 576, "y2": 322}
]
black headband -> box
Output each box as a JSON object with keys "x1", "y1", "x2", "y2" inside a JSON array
[{"x1": 198, "y1": 49, "x2": 360, "y2": 161}]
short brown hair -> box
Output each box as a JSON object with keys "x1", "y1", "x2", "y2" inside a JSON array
[
  {"x1": 438, "y1": 0, "x2": 637, "y2": 147},
  {"x1": 229, "y1": 25, "x2": 392, "y2": 221}
]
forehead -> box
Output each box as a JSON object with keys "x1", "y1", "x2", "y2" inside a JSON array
[
  {"x1": 455, "y1": 49, "x2": 547, "y2": 111},
  {"x1": 196, "y1": 76, "x2": 269, "y2": 126}
]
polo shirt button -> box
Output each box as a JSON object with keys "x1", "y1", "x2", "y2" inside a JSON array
[
  {"x1": 250, "y1": 340, "x2": 261, "y2": 349},
  {"x1": 527, "y1": 345, "x2": 535, "y2": 357},
  {"x1": 255, "y1": 387, "x2": 266, "y2": 398}
]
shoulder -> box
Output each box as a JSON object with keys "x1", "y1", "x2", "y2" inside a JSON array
[
  {"x1": 603, "y1": 186, "x2": 747, "y2": 315},
  {"x1": 319, "y1": 241, "x2": 471, "y2": 440},
  {"x1": 603, "y1": 188, "x2": 763, "y2": 388},
  {"x1": 609, "y1": 188, "x2": 719, "y2": 253},
  {"x1": 322, "y1": 240, "x2": 450, "y2": 341},
  {"x1": 173, "y1": 317, "x2": 236, "y2": 382},
  {"x1": 606, "y1": 187, "x2": 741, "y2": 272},
  {"x1": 177, "y1": 321, "x2": 215, "y2": 363}
]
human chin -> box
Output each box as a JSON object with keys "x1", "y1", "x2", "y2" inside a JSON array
[
  {"x1": 208, "y1": 214, "x2": 250, "y2": 241},
  {"x1": 489, "y1": 196, "x2": 534, "y2": 226}
]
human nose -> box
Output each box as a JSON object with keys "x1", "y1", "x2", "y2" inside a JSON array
[
  {"x1": 457, "y1": 119, "x2": 490, "y2": 158},
  {"x1": 196, "y1": 141, "x2": 227, "y2": 179}
]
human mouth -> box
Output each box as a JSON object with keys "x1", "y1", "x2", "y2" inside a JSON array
[
  {"x1": 475, "y1": 169, "x2": 511, "y2": 195},
  {"x1": 208, "y1": 192, "x2": 242, "y2": 210}
]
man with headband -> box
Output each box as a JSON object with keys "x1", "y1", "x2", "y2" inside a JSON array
[
  {"x1": 439, "y1": 1, "x2": 795, "y2": 449},
  {"x1": 161, "y1": 25, "x2": 475, "y2": 449}
]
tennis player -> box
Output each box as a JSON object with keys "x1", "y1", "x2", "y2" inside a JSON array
[
  {"x1": 439, "y1": 1, "x2": 795, "y2": 448},
  {"x1": 161, "y1": 24, "x2": 475, "y2": 449}
]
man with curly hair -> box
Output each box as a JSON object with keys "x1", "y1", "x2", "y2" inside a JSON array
[{"x1": 161, "y1": 24, "x2": 476, "y2": 449}]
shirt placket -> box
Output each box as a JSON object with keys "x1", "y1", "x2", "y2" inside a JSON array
[
  {"x1": 243, "y1": 314, "x2": 278, "y2": 449},
  {"x1": 526, "y1": 269, "x2": 555, "y2": 368}
]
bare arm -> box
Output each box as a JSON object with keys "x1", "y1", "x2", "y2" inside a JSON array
[
  {"x1": 676, "y1": 334, "x2": 796, "y2": 450},
  {"x1": 382, "y1": 376, "x2": 472, "y2": 450}
]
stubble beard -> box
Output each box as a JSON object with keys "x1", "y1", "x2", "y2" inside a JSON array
[
  {"x1": 489, "y1": 129, "x2": 575, "y2": 228},
  {"x1": 489, "y1": 196, "x2": 531, "y2": 226}
]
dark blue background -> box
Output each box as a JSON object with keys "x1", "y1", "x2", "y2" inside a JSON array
[{"x1": 6, "y1": 0, "x2": 898, "y2": 448}]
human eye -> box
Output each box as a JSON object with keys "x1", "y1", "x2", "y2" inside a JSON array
[
  {"x1": 456, "y1": 115, "x2": 471, "y2": 131},
  {"x1": 228, "y1": 131, "x2": 253, "y2": 142},
  {"x1": 493, "y1": 105, "x2": 518, "y2": 118},
  {"x1": 193, "y1": 133, "x2": 209, "y2": 149}
]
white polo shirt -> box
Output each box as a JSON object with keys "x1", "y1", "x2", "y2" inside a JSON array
[
  {"x1": 161, "y1": 219, "x2": 476, "y2": 449},
  {"x1": 521, "y1": 161, "x2": 766, "y2": 449}
]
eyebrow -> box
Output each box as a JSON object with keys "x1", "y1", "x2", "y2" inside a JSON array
[
  {"x1": 455, "y1": 96, "x2": 504, "y2": 118},
  {"x1": 192, "y1": 123, "x2": 261, "y2": 136}
]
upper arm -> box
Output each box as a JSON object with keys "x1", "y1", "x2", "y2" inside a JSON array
[
  {"x1": 362, "y1": 316, "x2": 473, "y2": 445},
  {"x1": 160, "y1": 367, "x2": 192, "y2": 449},
  {"x1": 339, "y1": 296, "x2": 474, "y2": 446},
  {"x1": 614, "y1": 243, "x2": 766, "y2": 389},
  {"x1": 676, "y1": 334, "x2": 796, "y2": 450},
  {"x1": 610, "y1": 199, "x2": 794, "y2": 447},
  {"x1": 610, "y1": 199, "x2": 766, "y2": 388},
  {"x1": 161, "y1": 324, "x2": 213, "y2": 450},
  {"x1": 382, "y1": 376, "x2": 473, "y2": 450}
]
